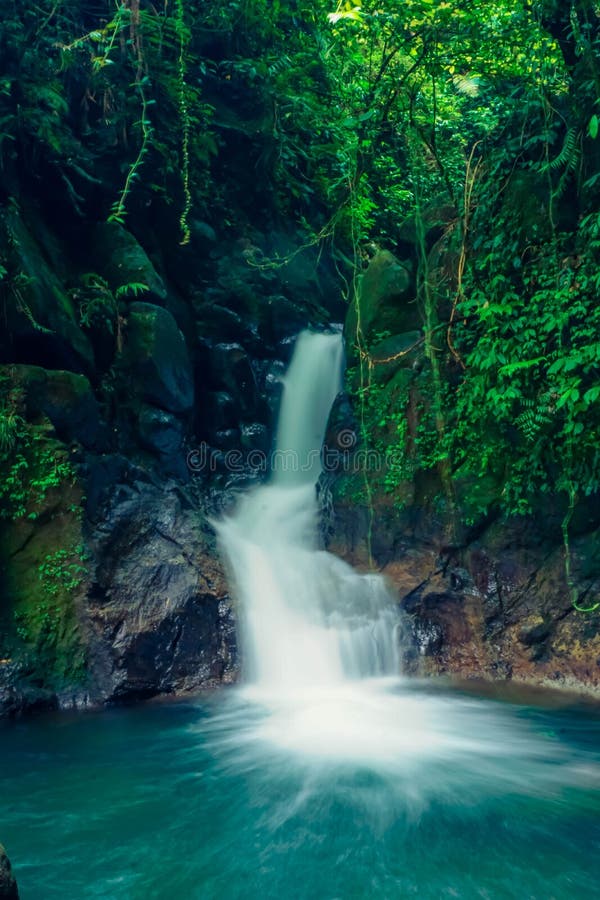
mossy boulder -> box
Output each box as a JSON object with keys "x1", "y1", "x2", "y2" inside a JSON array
[
  {"x1": 0, "y1": 844, "x2": 19, "y2": 900},
  {"x1": 3, "y1": 365, "x2": 103, "y2": 449},
  {"x1": 1, "y1": 208, "x2": 93, "y2": 373},
  {"x1": 122, "y1": 303, "x2": 193, "y2": 413},
  {"x1": 345, "y1": 251, "x2": 417, "y2": 351},
  {"x1": 94, "y1": 223, "x2": 167, "y2": 304}
]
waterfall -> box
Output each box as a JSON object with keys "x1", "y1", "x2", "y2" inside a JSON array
[
  {"x1": 211, "y1": 333, "x2": 562, "y2": 779},
  {"x1": 216, "y1": 330, "x2": 400, "y2": 690}
]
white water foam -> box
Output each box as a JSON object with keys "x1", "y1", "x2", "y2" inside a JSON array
[{"x1": 216, "y1": 330, "x2": 400, "y2": 691}]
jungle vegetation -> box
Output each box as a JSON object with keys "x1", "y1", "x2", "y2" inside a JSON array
[{"x1": 0, "y1": 1, "x2": 599, "y2": 596}]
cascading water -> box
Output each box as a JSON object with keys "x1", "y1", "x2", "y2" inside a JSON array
[
  {"x1": 212, "y1": 331, "x2": 571, "y2": 781},
  {"x1": 216, "y1": 330, "x2": 400, "y2": 691}
]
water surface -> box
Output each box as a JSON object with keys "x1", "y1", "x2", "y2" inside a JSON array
[{"x1": 1, "y1": 682, "x2": 599, "y2": 899}]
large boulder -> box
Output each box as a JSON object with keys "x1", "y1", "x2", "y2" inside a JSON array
[
  {"x1": 122, "y1": 303, "x2": 194, "y2": 413},
  {"x1": 0, "y1": 209, "x2": 93, "y2": 373},
  {"x1": 93, "y1": 223, "x2": 167, "y2": 304},
  {"x1": 0, "y1": 844, "x2": 19, "y2": 899},
  {"x1": 195, "y1": 303, "x2": 260, "y2": 349},
  {"x1": 345, "y1": 251, "x2": 417, "y2": 349},
  {"x1": 3, "y1": 365, "x2": 103, "y2": 449},
  {"x1": 84, "y1": 471, "x2": 237, "y2": 701},
  {"x1": 368, "y1": 330, "x2": 423, "y2": 384}
]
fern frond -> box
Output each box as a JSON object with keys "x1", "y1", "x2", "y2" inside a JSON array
[
  {"x1": 541, "y1": 127, "x2": 577, "y2": 173},
  {"x1": 499, "y1": 356, "x2": 546, "y2": 377},
  {"x1": 514, "y1": 392, "x2": 553, "y2": 442},
  {"x1": 115, "y1": 282, "x2": 149, "y2": 299}
]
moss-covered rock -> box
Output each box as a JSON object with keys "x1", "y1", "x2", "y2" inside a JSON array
[
  {"x1": 368, "y1": 330, "x2": 422, "y2": 385},
  {"x1": 2, "y1": 365, "x2": 103, "y2": 449},
  {"x1": 0, "y1": 428, "x2": 87, "y2": 708},
  {"x1": 122, "y1": 302, "x2": 193, "y2": 413},
  {"x1": 345, "y1": 251, "x2": 417, "y2": 350},
  {"x1": 94, "y1": 223, "x2": 167, "y2": 305}
]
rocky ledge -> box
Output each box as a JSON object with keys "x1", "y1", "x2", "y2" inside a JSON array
[{"x1": 330, "y1": 495, "x2": 600, "y2": 697}]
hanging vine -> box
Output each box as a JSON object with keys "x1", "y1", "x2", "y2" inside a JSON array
[{"x1": 175, "y1": 0, "x2": 192, "y2": 245}]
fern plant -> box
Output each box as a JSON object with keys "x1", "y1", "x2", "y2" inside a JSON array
[{"x1": 73, "y1": 274, "x2": 148, "y2": 353}]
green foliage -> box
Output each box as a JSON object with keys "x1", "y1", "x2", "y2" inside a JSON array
[
  {"x1": 38, "y1": 547, "x2": 87, "y2": 599},
  {"x1": 1, "y1": 0, "x2": 599, "y2": 613},
  {"x1": 0, "y1": 403, "x2": 25, "y2": 452},
  {"x1": 11, "y1": 540, "x2": 88, "y2": 682},
  {"x1": 333, "y1": 1, "x2": 600, "y2": 610},
  {"x1": 0, "y1": 419, "x2": 77, "y2": 522},
  {"x1": 73, "y1": 274, "x2": 148, "y2": 338}
]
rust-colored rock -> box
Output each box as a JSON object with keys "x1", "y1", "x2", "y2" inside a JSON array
[{"x1": 331, "y1": 498, "x2": 600, "y2": 697}]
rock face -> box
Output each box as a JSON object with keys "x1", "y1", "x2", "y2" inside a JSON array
[
  {"x1": 0, "y1": 7, "x2": 347, "y2": 720},
  {"x1": 330, "y1": 497, "x2": 600, "y2": 696},
  {"x1": 0, "y1": 845, "x2": 19, "y2": 900},
  {"x1": 84, "y1": 461, "x2": 237, "y2": 703},
  {"x1": 94, "y1": 222, "x2": 168, "y2": 304},
  {"x1": 0, "y1": 210, "x2": 94, "y2": 374},
  {"x1": 5, "y1": 365, "x2": 104, "y2": 449}
]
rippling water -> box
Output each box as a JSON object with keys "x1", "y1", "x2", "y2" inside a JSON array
[{"x1": 1, "y1": 681, "x2": 599, "y2": 899}]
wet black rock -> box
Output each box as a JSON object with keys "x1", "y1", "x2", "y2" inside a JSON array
[
  {"x1": 0, "y1": 844, "x2": 19, "y2": 900},
  {"x1": 208, "y1": 343, "x2": 260, "y2": 418},
  {"x1": 265, "y1": 295, "x2": 311, "y2": 344},
  {"x1": 211, "y1": 428, "x2": 241, "y2": 451},
  {"x1": 138, "y1": 405, "x2": 184, "y2": 457},
  {"x1": 85, "y1": 476, "x2": 237, "y2": 703},
  {"x1": 202, "y1": 391, "x2": 238, "y2": 432},
  {"x1": 241, "y1": 423, "x2": 270, "y2": 454},
  {"x1": 123, "y1": 302, "x2": 194, "y2": 414}
]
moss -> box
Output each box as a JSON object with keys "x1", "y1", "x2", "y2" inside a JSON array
[
  {"x1": 0, "y1": 428, "x2": 88, "y2": 689},
  {"x1": 345, "y1": 251, "x2": 416, "y2": 349}
]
